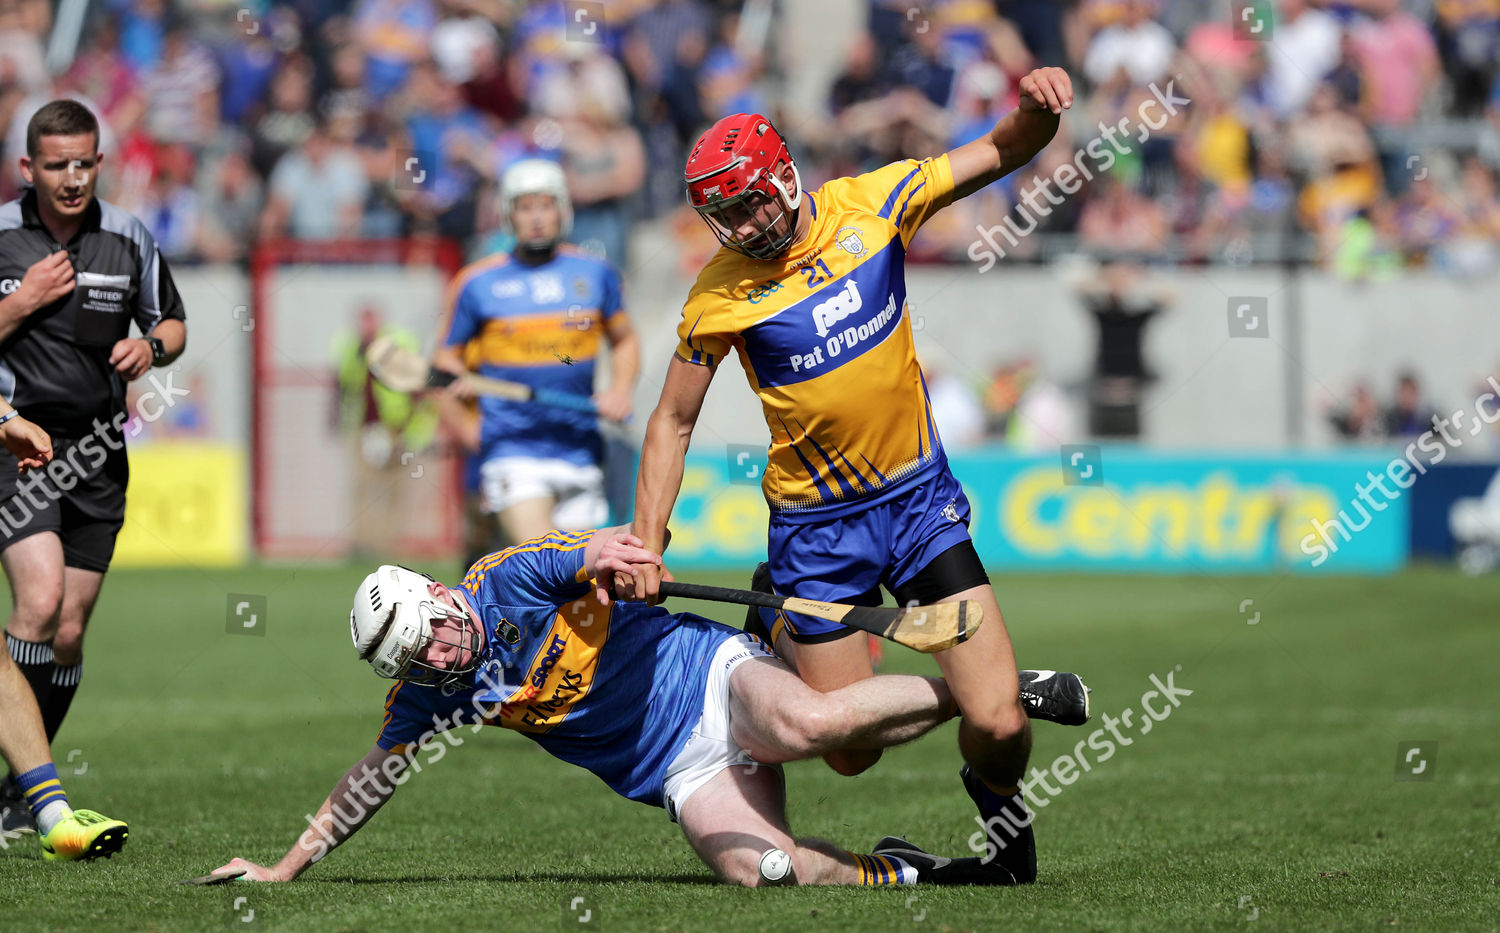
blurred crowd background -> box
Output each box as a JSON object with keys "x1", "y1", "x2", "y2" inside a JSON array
[{"x1": 2, "y1": 0, "x2": 1497, "y2": 275}]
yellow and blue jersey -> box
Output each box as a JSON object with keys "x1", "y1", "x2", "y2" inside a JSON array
[
  {"x1": 676, "y1": 156, "x2": 958, "y2": 518},
  {"x1": 375, "y1": 531, "x2": 740, "y2": 806},
  {"x1": 445, "y1": 247, "x2": 626, "y2": 465}
]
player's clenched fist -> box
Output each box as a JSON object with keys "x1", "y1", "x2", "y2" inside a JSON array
[
  {"x1": 1017, "y1": 67, "x2": 1073, "y2": 115},
  {"x1": 14, "y1": 250, "x2": 75, "y2": 314},
  {"x1": 593, "y1": 530, "x2": 665, "y2": 605}
]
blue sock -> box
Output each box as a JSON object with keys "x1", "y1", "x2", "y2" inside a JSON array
[{"x1": 17, "y1": 762, "x2": 68, "y2": 820}]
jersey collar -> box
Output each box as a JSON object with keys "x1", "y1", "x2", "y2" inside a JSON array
[{"x1": 19, "y1": 187, "x2": 103, "y2": 241}]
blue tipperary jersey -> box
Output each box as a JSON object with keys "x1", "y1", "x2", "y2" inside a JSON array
[
  {"x1": 375, "y1": 531, "x2": 740, "y2": 807},
  {"x1": 443, "y1": 247, "x2": 626, "y2": 465}
]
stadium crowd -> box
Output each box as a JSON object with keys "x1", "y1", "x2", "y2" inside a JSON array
[{"x1": 0, "y1": 0, "x2": 1494, "y2": 273}]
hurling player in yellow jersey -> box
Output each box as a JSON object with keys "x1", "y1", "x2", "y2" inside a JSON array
[{"x1": 626, "y1": 69, "x2": 1075, "y2": 885}]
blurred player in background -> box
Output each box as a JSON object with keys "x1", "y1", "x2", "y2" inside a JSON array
[
  {"x1": 333, "y1": 304, "x2": 440, "y2": 559},
  {"x1": 0, "y1": 396, "x2": 128, "y2": 859},
  {"x1": 627, "y1": 70, "x2": 1075, "y2": 885},
  {"x1": 0, "y1": 101, "x2": 186, "y2": 834},
  {"x1": 434, "y1": 159, "x2": 639, "y2": 548},
  {"x1": 208, "y1": 528, "x2": 1022, "y2": 887}
]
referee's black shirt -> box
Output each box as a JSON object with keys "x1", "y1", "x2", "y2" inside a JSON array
[{"x1": 0, "y1": 188, "x2": 186, "y2": 434}]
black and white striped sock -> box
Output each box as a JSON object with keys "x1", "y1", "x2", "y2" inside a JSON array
[
  {"x1": 43, "y1": 659, "x2": 82, "y2": 743},
  {"x1": 5, "y1": 631, "x2": 54, "y2": 710}
]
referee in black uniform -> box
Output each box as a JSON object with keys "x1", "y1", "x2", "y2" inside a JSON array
[{"x1": 0, "y1": 100, "x2": 186, "y2": 834}]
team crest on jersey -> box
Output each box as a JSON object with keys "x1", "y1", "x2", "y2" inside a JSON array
[
  {"x1": 529, "y1": 274, "x2": 565, "y2": 304},
  {"x1": 497, "y1": 617, "x2": 521, "y2": 645},
  {"x1": 835, "y1": 226, "x2": 865, "y2": 256},
  {"x1": 942, "y1": 500, "x2": 960, "y2": 523}
]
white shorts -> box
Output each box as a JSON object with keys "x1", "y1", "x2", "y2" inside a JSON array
[
  {"x1": 479, "y1": 455, "x2": 607, "y2": 528},
  {"x1": 662, "y1": 633, "x2": 779, "y2": 822}
]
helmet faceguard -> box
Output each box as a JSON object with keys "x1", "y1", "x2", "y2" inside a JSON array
[
  {"x1": 501, "y1": 158, "x2": 573, "y2": 251},
  {"x1": 350, "y1": 565, "x2": 484, "y2": 688},
  {"x1": 685, "y1": 113, "x2": 803, "y2": 261}
]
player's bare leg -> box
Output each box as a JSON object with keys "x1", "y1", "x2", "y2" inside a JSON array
[
  {"x1": 772, "y1": 634, "x2": 883, "y2": 775},
  {"x1": 0, "y1": 650, "x2": 128, "y2": 859},
  {"x1": 932, "y1": 583, "x2": 1030, "y2": 785},
  {"x1": 53, "y1": 567, "x2": 105, "y2": 668},
  {"x1": 727, "y1": 656, "x2": 953, "y2": 762},
  {"x1": 494, "y1": 496, "x2": 555, "y2": 547},
  {"x1": 0, "y1": 651, "x2": 51, "y2": 776},
  {"x1": 1, "y1": 532, "x2": 66, "y2": 645},
  {"x1": 678, "y1": 763, "x2": 905, "y2": 886},
  {"x1": 0, "y1": 531, "x2": 65, "y2": 818},
  {"x1": 931, "y1": 581, "x2": 1035, "y2": 882}
]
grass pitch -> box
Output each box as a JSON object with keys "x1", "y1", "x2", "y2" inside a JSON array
[{"x1": 1, "y1": 563, "x2": 1497, "y2": 932}]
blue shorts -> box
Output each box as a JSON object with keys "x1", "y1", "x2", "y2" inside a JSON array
[{"x1": 765, "y1": 466, "x2": 978, "y2": 641}]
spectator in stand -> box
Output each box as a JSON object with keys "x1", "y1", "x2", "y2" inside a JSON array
[
  {"x1": 118, "y1": 0, "x2": 167, "y2": 73},
  {"x1": 399, "y1": 60, "x2": 488, "y2": 240},
  {"x1": 352, "y1": 115, "x2": 408, "y2": 240},
  {"x1": 1447, "y1": 155, "x2": 1500, "y2": 274},
  {"x1": 555, "y1": 80, "x2": 646, "y2": 265},
  {"x1": 1384, "y1": 372, "x2": 1438, "y2": 438},
  {"x1": 195, "y1": 140, "x2": 264, "y2": 262},
  {"x1": 138, "y1": 143, "x2": 200, "y2": 262},
  {"x1": 216, "y1": 12, "x2": 281, "y2": 128},
  {"x1": 1351, "y1": 0, "x2": 1441, "y2": 192},
  {"x1": 0, "y1": 7, "x2": 51, "y2": 97},
  {"x1": 1290, "y1": 82, "x2": 1381, "y2": 249},
  {"x1": 259, "y1": 115, "x2": 369, "y2": 241},
  {"x1": 61, "y1": 18, "x2": 144, "y2": 134},
  {"x1": 886, "y1": 12, "x2": 956, "y2": 108},
  {"x1": 1328, "y1": 382, "x2": 1385, "y2": 441},
  {"x1": 139, "y1": 17, "x2": 220, "y2": 147},
  {"x1": 996, "y1": 0, "x2": 1067, "y2": 66},
  {"x1": 1078, "y1": 178, "x2": 1170, "y2": 257},
  {"x1": 1350, "y1": 0, "x2": 1440, "y2": 131},
  {"x1": 454, "y1": 19, "x2": 521, "y2": 124},
  {"x1": 354, "y1": 0, "x2": 437, "y2": 101},
  {"x1": 1395, "y1": 174, "x2": 1462, "y2": 267},
  {"x1": 1264, "y1": 0, "x2": 1340, "y2": 120},
  {"x1": 1081, "y1": 0, "x2": 1176, "y2": 91},
  {"x1": 699, "y1": 10, "x2": 769, "y2": 117},
  {"x1": 319, "y1": 41, "x2": 374, "y2": 129},
  {"x1": 250, "y1": 53, "x2": 317, "y2": 179},
  {"x1": 1434, "y1": 0, "x2": 1500, "y2": 118}
]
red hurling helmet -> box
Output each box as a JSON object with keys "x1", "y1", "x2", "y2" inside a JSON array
[{"x1": 684, "y1": 113, "x2": 804, "y2": 260}]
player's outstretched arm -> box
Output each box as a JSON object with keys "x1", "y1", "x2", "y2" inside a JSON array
[
  {"x1": 628, "y1": 356, "x2": 714, "y2": 603},
  {"x1": 948, "y1": 67, "x2": 1073, "y2": 201},
  {"x1": 212, "y1": 745, "x2": 408, "y2": 882}
]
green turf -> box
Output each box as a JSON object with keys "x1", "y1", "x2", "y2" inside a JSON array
[{"x1": 1, "y1": 563, "x2": 1497, "y2": 932}]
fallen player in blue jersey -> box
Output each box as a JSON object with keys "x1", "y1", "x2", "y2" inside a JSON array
[{"x1": 207, "y1": 527, "x2": 1051, "y2": 886}]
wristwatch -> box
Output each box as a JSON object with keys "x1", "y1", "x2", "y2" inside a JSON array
[{"x1": 147, "y1": 337, "x2": 166, "y2": 366}]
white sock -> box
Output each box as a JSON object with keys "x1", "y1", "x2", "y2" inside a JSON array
[
  {"x1": 36, "y1": 800, "x2": 70, "y2": 835},
  {"x1": 884, "y1": 855, "x2": 919, "y2": 884}
]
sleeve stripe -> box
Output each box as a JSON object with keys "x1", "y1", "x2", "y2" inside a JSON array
[
  {"x1": 893, "y1": 181, "x2": 926, "y2": 229},
  {"x1": 462, "y1": 534, "x2": 592, "y2": 585},
  {"x1": 877, "y1": 165, "x2": 923, "y2": 220}
]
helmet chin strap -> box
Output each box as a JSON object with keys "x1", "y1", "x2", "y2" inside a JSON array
[{"x1": 768, "y1": 163, "x2": 803, "y2": 212}]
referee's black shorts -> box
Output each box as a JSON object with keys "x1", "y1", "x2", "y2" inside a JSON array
[{"x1": 0, "y1": 433, "x2": 129, "y2": 573}]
